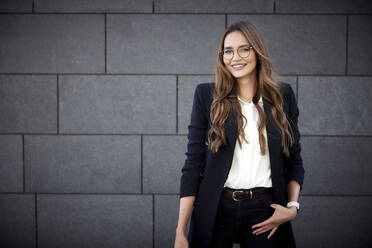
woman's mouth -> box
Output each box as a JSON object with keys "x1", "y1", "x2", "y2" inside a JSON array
[{"x1": 231, "y1": 64, "x2": 246, "y2": 70}]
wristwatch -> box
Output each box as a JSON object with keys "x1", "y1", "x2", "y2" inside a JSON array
[{"x1": 287, "y1": 201, "x2": 300, "y2": 213}]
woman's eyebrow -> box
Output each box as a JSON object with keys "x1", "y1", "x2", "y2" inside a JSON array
[{"x1": 223, "y1": 44, "x2": 251, "y2": 49}]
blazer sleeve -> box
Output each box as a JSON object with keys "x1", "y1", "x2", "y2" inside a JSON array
[
  {"x1": 179, "y1": 84, "x2": 208, "y2": 199},
  {"x1": 283, "y1": 83, "x2": 305, "y2": 191}
]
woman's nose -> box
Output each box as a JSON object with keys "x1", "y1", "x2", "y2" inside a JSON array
[{"x1": 232, "y1": 51, "x2": 242, "y2": 61}]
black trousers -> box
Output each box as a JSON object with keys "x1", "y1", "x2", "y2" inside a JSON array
[{"x1": 211, "y1": 187, "x2": 281, "y2": 248}]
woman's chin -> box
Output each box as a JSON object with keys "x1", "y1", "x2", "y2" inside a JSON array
[
  {"x1": 231, "y1": 71, "x2": 249, "y2": 78},
  {"x1": 231, "y1": 68, "x2": 256, "y2": 79}
]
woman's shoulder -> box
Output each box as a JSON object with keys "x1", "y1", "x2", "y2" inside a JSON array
[
  {"x1": 195, "y1": 81, "x2": 214, "y2": 92},
  {"x1": 277, "y1": 81, "x2": 296, "y2": 104},
  {"x1": 195, "y1": 82, "x2": 215, "y2": 100},
  {"x1": 193, "y1": 82, "x2": 214, "y2": 112}
]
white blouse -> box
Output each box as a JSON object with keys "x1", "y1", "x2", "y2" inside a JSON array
[{"x1": 223, "y1": 95, "x2": 273, "y2": 189}]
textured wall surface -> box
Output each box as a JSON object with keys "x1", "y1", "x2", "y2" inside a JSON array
[{"x1": 0, "y1": 0, "x2": 371, "y2": 247}]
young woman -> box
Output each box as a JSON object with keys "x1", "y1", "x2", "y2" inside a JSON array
[{"x1": 175, "y1": 21, "x2": 305, "y2": 248}]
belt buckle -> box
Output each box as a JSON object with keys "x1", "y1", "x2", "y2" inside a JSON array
[
  {"x1": 232, "y1": 190, "x2": 244, "y2": 201},
  {"x1": 232, "y1": 189, "x2": 253, "y2": 201}
]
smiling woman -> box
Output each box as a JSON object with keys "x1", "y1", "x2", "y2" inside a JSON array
[
  {"x1": 175, "y1": 21, "x2": 304, "y2": 248},
  {"x1": 221, "y1": 43, "x2": 256, "y2": 78}
]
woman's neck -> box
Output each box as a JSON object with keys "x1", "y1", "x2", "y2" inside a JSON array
[{"x1": 236, "y1": 73, "x2": 257, "y2": 102}]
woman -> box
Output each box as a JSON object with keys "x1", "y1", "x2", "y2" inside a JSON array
[{"x1": 175, "y1": 21, "x2": 305, "y2": 248}]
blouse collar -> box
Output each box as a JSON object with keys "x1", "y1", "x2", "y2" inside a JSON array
[{"x1": 237, "y1": 95, "x2": 263, "y2": 105}]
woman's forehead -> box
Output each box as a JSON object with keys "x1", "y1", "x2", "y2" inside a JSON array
[{"x1": 224, "y1": 31, "x2": 250, "y2": 47}]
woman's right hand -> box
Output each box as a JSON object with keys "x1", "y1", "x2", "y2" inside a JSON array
[{"x1": 174, "y1": 231, "x2": 189, "y2": 248}]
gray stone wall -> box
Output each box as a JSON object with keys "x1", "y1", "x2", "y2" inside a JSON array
[{"x1": 0, "y1": 0, "x2": 371, "y2": 247}]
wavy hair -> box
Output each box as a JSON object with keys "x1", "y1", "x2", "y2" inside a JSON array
[{"x1": 207, "y1": 21, "x2": 294, "y2": 157}]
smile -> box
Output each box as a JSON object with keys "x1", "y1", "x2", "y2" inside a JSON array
[{"x1": 231, "y1": 64, "x2": 246, "y2": 70}]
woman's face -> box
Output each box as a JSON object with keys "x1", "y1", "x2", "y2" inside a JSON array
[{"x1": 222, "y1": 31, "x2": 257, "y2": 79}]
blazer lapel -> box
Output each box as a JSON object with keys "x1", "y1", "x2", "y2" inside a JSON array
[{"x1": 224, "y1": 97, "x2": 282, "y2": 169}]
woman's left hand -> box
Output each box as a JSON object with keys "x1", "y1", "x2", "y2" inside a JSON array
[{"x1": 251, "y1": 204, "x2": 297, "y2": 239}]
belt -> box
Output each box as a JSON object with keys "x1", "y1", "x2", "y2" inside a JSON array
[{"x1": 223, "y1": 187, "x2": 272, "y2": 201}]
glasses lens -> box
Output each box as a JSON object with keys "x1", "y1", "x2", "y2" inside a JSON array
[
  {"x1": 222, "y1": 49, "x2": 233, "y2": 59},
  {"x1": 238, "y1": 47, "x2": 251, "y2": 58}
]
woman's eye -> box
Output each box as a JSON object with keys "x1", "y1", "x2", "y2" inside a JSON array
[{"x1": 224, "y1": 50, "x2": 233, "y2": 54}]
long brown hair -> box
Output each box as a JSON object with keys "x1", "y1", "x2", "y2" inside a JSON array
[{"x1": 207, "y1": 21, "x2": 294, "y2": 157}]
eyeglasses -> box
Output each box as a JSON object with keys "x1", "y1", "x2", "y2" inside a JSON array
[{"x1": 219, "y1": 46, "x2": 253, "y2": 60}]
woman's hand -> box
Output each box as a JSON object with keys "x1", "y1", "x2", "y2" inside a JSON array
[
  {"x1": 251, "y1": 204, "x2": 297, "y2": 239},
  {"x1": 174, "y1": 230, "x2": 189, "y2": 248}
]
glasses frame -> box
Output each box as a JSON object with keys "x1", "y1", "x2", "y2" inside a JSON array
[{"x1": 219, "y1": 45, "x2": 253, "y2": 60}]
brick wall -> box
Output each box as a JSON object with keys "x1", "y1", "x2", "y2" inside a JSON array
[{"x1": 0, "y1": 0, "x2": 371, "y2": 247}]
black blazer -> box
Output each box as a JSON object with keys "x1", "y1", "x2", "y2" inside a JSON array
[{"x1": 179, "y1": 82, "x2": 305, "y2": 248}]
